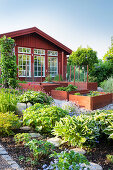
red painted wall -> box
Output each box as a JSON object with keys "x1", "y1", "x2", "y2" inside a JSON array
[{"x1": 14, "y1": 33, "x2": 67, "y2": 81}]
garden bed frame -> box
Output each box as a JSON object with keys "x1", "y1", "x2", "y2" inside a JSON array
[
  {"x1": 51, "y1": 89, "x2": 89, "y2": 100},
  {"x1": 69, "y1": 92, "x2": 112, "y2": 110}
]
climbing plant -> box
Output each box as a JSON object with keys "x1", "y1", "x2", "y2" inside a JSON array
[{"x1": 0, "y1": 36, "x2": 17, "y2": 88}]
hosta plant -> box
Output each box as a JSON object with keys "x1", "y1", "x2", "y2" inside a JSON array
[
  {"x1": 0, "y1": 112, "x2": 21, "y2": 135},
  {"x1": 43, "y1": 150, "x2": 90, "y2": 170},
  {"x1": 23, "y1": 105, "x2": 68, "y2": 133},
  {"x1": 52, "y1": 115, "x2": 100, "y2": 147},
  {"x1": 19, "y1": 90, "x2": 53, "y2": 105},
  {"x1": 25, "y1": 139, "x2": 55, "y2": 160}
]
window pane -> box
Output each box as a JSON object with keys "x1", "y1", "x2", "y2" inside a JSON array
[{"x1": 18, "y1": 47, "x2": 22, "y2": 53}]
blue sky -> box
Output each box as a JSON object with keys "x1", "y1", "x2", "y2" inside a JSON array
[{"x1": 0, "y1": 0, "x2": 113, "y2": 59}]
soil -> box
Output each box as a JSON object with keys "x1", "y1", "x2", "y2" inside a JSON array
[{"x1": 0, "y1": 135, "x2": 113, "y2": 170}]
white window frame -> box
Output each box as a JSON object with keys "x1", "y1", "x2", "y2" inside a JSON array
[
  {"x1": 48, "y1": 57, "x2": 58, "y2": 77},
  {"x1": 48, "y1": 50, "x2": 58, "y2": 56},
  {"x1": 18, "y1": 54, "x2": 31, "y2": 77},
  {"x1": 34, "y1": 55, "x2": 45, "y2": 77},
  {"x1": 18, "y1": 47, "x2": 31, "y2": 54},
  {"x1": 34, "y1": 49, "x2": 45, "y2": 55}
]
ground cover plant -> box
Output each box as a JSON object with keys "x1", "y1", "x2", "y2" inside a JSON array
[
  {"x1": 23, "y1": 104, "x2": 68, "y2": 133},
  {"x1": 19, "y1": 90, "x2": 53, "y2": 105},
  {"x1": 55, "y1": 84, "x2": 77, "y2": 92}
]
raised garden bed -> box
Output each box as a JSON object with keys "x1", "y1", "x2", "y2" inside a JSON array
[
  {"x1": 69, "y1": 92, "x2": 112, "y2": 110},
  {"x1": 51, "y1": 89, "x2": 89, "y2": 100}
]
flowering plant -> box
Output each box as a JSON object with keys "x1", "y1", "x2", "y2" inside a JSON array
[{"x1": 42, "y1": 150, "x2": 90, "y2": 170}]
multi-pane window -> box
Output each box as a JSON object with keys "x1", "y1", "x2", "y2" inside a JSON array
[
  {"x1": 48, "y1": 50, "x2": 58, "y2": 56},
  {"x1": 48, "y1": 57, "x2": 58, "y2": 77},
  {"x1": 18, "y1": 47, "x2": 31, "y2": 54},
  {"x1": 34, "y1": 49, "x2": 45, "y2": 55},
  {"x1": 34, "y1": 56, "x2": 45, "y2": 77},
  {"x1": 34, "y1": 49, "x2": 45, "y2": 77},
  {"x1": 18, "y1": 47, "x2": 31, "y2": 77}
]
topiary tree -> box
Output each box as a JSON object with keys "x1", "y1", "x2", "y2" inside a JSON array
[
  {"x1": 68, "y1": 46, "x2": 98, "y2": 71},
  {"x1": 0, "y1": 36, "x2": 17, "y2": 88}
]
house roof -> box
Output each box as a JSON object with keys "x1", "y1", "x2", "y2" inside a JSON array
[{"x1": 0, "y1": 27, "x2": 72, "y2": 54}]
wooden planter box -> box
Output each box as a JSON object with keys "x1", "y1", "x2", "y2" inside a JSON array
[
  {"x1": 51, "y1": 89, "x2": 89, "y2": 101},
  {"x1": 69, "y1": 92, "x2": 112, "y2": 110}
]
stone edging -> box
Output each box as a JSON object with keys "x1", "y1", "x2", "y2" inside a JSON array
[{"x1": 0, "y1": 144, "x2": 23, "y2": 170}]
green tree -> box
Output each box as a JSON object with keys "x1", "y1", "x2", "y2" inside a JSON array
[
  {"x1": 103, "y1": 37, "x2": 113, "y2": 63},
  {"x1": 0, "y1": 36, "x2": 17, "y2": 88},
  {"x1": 68, "y1": 46, "x2": 98, "y2": 71}
]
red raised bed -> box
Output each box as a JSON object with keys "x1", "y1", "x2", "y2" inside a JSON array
[
  {"x1": 69, "y1": 92, "x2": 112, "y2": 110},
  {"x1": 51, "y1": 89, "x2": 89, "y2": 101}
]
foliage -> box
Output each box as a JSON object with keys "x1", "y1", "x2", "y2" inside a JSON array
[
  {"x1": 52, "y1": 115, "x2": 100, "y2": 147},
  {"x1": 106, "y1": 154, "x2": 113, "y2": 163},
  {"x1": 89, "y1": 61, "x2": 113, "y2": 85},
  {"x1": 0, "y1": 36, "x2": 18, "y2": 88},
  {"x1": 53, "y1": 74, "x2": 63, "y2": 81},
  {"x1": 74, "y1": 92, "x2": 81, "y2": 95},
  {"x1": 87, "y1": 91, "x2": 102, "y2": 97},
  {"x1": 68, "y1": 46, "x2": 98, "y2": 71},
  {"x1": 23, "y1": 105, "x2": 68, "y2": 133},
  {"x1": 88, "y1": 75, "x2": 97, "y2": 82},
  {"x1": 25, "y1": 139, "x2": 55, "y2": 160},
  {"x1": 0, "y1": 88, "x2": 18, "y2": 113},
  {"x1": 14, "y1": 133, "x2": 31, "y2": 145},
  {"x1": 19, "y1": 90, "x2": 53, "y2": 105},
  {"x1": 103, "y1": 37, "x2": 113, "y2": 63},
  {"x1": 55, "y1": 84, "x2": 77, "y2": 92},
  {"x1": 43, "y1": 151, "x2": 90, "y2": 170},
  {"x1": 0, "y1": 112, "x2": 21, "y2": 135},
  {"x1": 44, "y1": 75, "x2": 53, "y2": 82},
  {"x1": 100, "y1": 77, "x2": 113, "y2": 93}
]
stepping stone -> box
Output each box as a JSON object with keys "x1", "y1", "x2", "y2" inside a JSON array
[
  {"x1": 29, "y1": 133, "x2": 42, "y2": 138},
  {"x1": 47, "y1": 137, "x2": 63, "y2": 147},
  {"x1": 81, "y1": 162, "x2": 103, "y2": 170},
  {"x1": 17, "y1": 102, "x2": 32, "y2": 112},
  {"x1": 20, "y1": 126, "x2": 31, "y2": 131},
  {"x1": 70, "y1": 148, "x2": 86, "y2": 155}
]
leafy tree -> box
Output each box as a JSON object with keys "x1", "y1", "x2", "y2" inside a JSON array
[
  {"x1": 68, "y1": 46, "x2": 98, "y2": 71},
  {"x1": 0, "y1": 36, "x2": 17, "y2": 88},
  {"x1": 103, "y1": 37, "x2": 113, "y2": 63}
]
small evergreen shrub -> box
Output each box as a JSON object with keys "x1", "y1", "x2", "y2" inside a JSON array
[
  {"x1": 23, "y1": 105, "x2": 68, "y2": 133},
  {"x1": 19, "y1": 91, "x2": 53, "y2": 105},
  {"x1": 0, "y1": 112, "x2": 21, "y2": 135}
]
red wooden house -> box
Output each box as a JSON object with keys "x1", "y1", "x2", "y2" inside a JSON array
[{"x1": 0, "y1": 27, "x2": 72, "y2": 81}]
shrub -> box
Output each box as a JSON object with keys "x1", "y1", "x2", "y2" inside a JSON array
[
  {"x1": 19, "y1": 91, "x2": 53, "y2": 105},
  {"x1": 23, "y1": 105, "x2": 68, "y2": 133},
  {"x1": 55, "y1": 84, "x2": 77, "y2": 92},
  {"x1": 0, "y1": 88, "x2": 18, "y2": 113},
  {"x1": 52, "y1": 115, "x2": 100, "y2": 147},
  {"x1": 0, "y1": 112, "x2": 21, "y2": 135},
  {"x1": 25, "y1": 139, "x2": 55, "y2": 160},
  {"x1": 14, "y1": 133, "x2": 31, "y2": 145},
  {"x1": 100, "y1": 77, "x2": 113, "y2": 93},
  {"x1": 44, "y1": 151, "x2": 90, "y2": 170}
]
